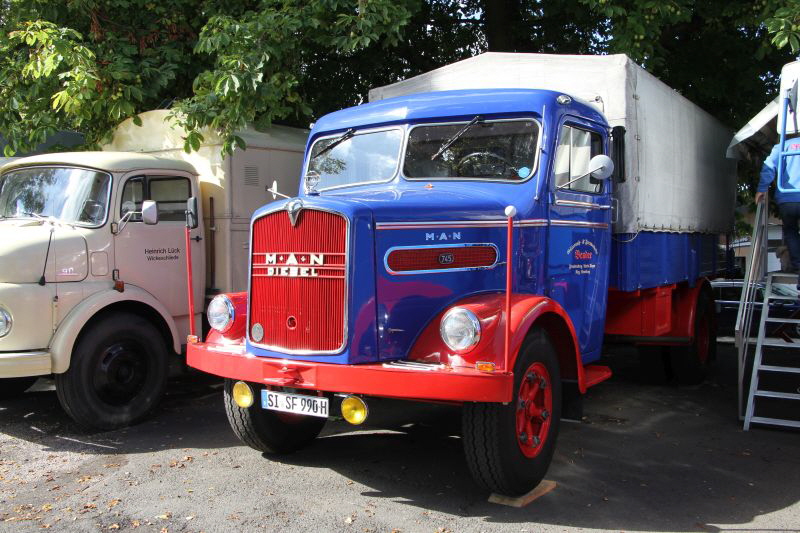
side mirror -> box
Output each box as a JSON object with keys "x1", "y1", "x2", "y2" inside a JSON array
[
  {"x1": 142, "y1": 200, "x2": 159, "y2": 225},
  {"x1": 610, "y1": 126, "x2": 626, "y2": 182},
  {"x1": 186, "y1": 196, "x2": 199, "y2": 229},
  {"x1": 587, "y1": 154, "x2": 614, "y2": 181},
  {"x1": 556, "y1": 154, "x2": 615, "y2": 191}
]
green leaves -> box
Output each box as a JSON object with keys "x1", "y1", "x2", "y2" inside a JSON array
[
  {"x1": 765, "y1": 1, "x2": 800, "y2": 53},
  {"x1": 0, "y1": 1, "x2": 414, "y2": 157},
  {"x1": 171, "y1": 0, "x2": 415, "y2": 156}
]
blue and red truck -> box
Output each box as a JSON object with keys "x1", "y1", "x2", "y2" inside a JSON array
[{"x1": 187, "y1": 53, "x2": 736, "y2": 495}]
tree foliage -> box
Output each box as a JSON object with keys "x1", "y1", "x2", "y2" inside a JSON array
[{"x1": 0, "y1": 0, "x2": 796, "y2": 158}]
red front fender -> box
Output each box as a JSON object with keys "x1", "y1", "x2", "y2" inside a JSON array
[{"x1": 408, "y1": 293, "x2": 588, "y2": 392}]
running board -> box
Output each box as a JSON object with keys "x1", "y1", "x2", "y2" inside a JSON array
[{"x1": 584, "y1": 365, "x2": 612, "y2": 388}]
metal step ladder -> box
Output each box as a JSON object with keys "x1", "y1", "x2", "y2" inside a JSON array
[{"x1": 744, "y1": 272, "x2": 800, "y2": 430}]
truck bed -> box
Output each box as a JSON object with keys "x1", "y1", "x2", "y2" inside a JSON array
[{"x1": 369, "y1": 52, "x2": 737, "y2": 237}]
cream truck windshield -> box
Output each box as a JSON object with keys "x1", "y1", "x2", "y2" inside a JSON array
[{"x1": 0, "y1": 167, "x2": 111, "y2": 226}]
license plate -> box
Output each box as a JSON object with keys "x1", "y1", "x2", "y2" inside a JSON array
[{"x1": 260, "y1": 390, "x2": 329, "y2": 418}]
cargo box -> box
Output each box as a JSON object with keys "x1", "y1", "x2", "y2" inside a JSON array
[{"x1": 369, "y1": 53, "x2": 737, "y2": 236}]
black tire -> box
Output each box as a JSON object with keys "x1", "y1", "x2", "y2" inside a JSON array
[
  {"x1": 223, "y1": 379, "x2": 326, "y2": 454},
  {"x1": 462, "y1": 328, "x2": 562, "y2": 496},
  {"x1": 0, "y1": 377, "x2": 38, "y2": 401},
  {"x1": 670, "y1": 290, "x2": 716, "y2": 385},
  {"x1": 637, "y1": 345, "x2": 671, "y2": 384},
  {"x1": 55, "y1": 312, "x2": 169, "y2": 430}
]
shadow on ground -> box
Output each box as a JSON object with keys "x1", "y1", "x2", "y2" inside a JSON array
[
  {"x1": 0, "y1": 373, "x2": 237, "y2": 454},
  {"x1": 1, "y1": 344, "x2": 799, "y2": 531},
  {"x1": 272, "y1": 344, "x2": 800, "y2": 531}
]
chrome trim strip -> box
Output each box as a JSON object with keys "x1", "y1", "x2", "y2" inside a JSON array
[
  {"x1": 376, "y1": 219, "x2": 548, "y2": 230},
  {"x1": 550, "y1": 220, "x2": 609, "y2": 229},
  {"x1": 384, "y1": 242, "x2": 500, "y2": 276},
  {"x1": 402, "y1": 117, "x2": 543, "y2": 184},
  {"x1": 554, "y1": 199, "x2": 611, "y2": 210},
  {"x1": 382, "y1": 360, "x2": 446, "y2": 371},
  {"x1": 246, "y1": 203, "x2": 350, "y2": 356}
]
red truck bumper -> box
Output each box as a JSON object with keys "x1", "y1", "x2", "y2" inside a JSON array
[{"x1": 187, "y1": 342, "x2": 514, "y2": 403}]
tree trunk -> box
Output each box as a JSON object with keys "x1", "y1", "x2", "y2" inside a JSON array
[{"x1": 483, "y1": 0, "x2": 522, "y2": 52}]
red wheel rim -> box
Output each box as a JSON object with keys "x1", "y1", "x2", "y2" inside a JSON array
[
  {"x1": 696, "y1": 316, "x2": 710, "y2": 364},
  {"x1": 515, "y1": 362, "x2": 553, "y2": 458}
]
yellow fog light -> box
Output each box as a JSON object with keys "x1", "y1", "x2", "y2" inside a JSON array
[
  {"x1": 475, "y1": 361, "x2": 496, "y2": 373},
  {"x1": 232, "y1": 381, "x2": 254, "y2": 408},
  {"x1": 341, "y1": 395, "x2": 368, "y2": 425}
]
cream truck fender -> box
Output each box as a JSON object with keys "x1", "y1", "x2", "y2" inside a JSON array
[{"x1": 49, "y1": 285, "x2": 181, "y2": 374}]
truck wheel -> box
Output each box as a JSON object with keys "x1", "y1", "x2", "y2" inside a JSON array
[
  {"x1": 462, "y1": 328, "x2": 561, "y2": 496},
  {"x1": 55, "y1": 312, "x2": 169, "y2": 430},
  {"x1": 223, "y1": 380, "x2": 326, "y2": 454},
  {"x1": 0, "y1": 377, "x2": 38, "y2": 400},
  {"x1": 670, "y1": 291, "x2": 716, "y2": 385}
]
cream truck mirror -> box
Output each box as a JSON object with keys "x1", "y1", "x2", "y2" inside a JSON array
[
  {"x1": 185, "y1": 196, "x2": 199, "y2": 229},
  {"x1": 142, "y1": 200, "x2": 159, "y2": 225}
]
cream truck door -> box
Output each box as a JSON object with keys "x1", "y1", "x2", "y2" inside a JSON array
[{"x1": 114, "y1": 173, "x2": 205, "y2": 336}]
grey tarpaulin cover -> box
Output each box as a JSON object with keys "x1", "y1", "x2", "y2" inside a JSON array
[{"x1": 370, "y1": 53, "x2": 737, "y2": 235}]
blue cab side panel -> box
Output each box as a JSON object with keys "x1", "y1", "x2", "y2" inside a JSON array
[{"x1": 610, "y1": 232, "x2": 718, "y2": 292}]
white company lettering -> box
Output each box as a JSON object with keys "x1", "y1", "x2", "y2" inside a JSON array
[
  {"x1": 264, "y1": 253, "x2": 324, "y2": 277},
  {"x1": 425, "y1": 232, "x2": 461, "y2": 241}
]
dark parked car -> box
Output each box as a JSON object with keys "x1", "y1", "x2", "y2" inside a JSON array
[{"x1": 712, "y1": 279, "x2": 800, "y2": 337}]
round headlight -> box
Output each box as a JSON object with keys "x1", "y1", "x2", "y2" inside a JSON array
[
  {"x1": 0, "y1": 307, "x2": 11, "y2": 338},
  {"x1": 207, "y1": 295, "x2": 235, "y2": 333},
  {"x1": 440, "y1": 307, "x2": 481, "y2": 353}
]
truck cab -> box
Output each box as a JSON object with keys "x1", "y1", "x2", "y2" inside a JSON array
[
  {"x1": 0, "y1": 153, "x2": 204, "y2": 427},
  {"x1": 190, "y1": 89, "x2": 624, "y2": 495}
]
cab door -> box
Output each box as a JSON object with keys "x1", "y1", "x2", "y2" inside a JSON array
[
  {"x1": 113, "y1": 172, "x2": 205, "y2": 337},
  {"x1": 546, "y1": 120, "x2": 612, "y2": 364}
]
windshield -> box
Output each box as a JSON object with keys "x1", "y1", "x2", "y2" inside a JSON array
[
  {"x1": 0, "y1": 167, "x2": 111, "y2": 226},
  {"x1": 308, "y1": 128, "x2": 402, "y2": 190},
  {"x1": 404, "y1": 119, "x2": 539, "y2": 180}
]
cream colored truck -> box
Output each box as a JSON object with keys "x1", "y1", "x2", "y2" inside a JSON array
[{"x1": 0, "y1": 111, "x2": 307, "y2": 429}]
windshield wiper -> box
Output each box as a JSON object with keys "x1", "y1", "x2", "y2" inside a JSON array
[
  {"x1": 431, "y1": 115, "x2": 484, "y2": 161},
  {"x1": 312, "y1": 128, "x2": 355, "y2": 160},
  {"x1": 19, "y1": 211, "x2": 45, "y2": 220}
]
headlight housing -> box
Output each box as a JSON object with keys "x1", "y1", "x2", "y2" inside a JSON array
[
  {"x1": 207, "y1": 295, "x2": 235, "y2": 333},
  {"x1": 440, "y1": 307, "x2": 481, "y2": 353},
  {"x1": 0, "y1": 307, "x2": 10, "y2": 338}
]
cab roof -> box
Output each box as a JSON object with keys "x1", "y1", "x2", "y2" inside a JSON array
[
  {"x1": 311, "y1": 88, "x2": 606, "y2": 134},
  {"x1": 0, "y1": 151, "x2": 198, "y2": 175}
]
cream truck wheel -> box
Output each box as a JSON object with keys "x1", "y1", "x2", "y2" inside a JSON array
[
  {"x1": 55, "y1": 312, "x2": 168, "y2": 430},
  {"x1": 462, "y1": 328, "x2": 562, "y2": 496},
  {"x1": 0, "y1": 377, "x2": 37, "y2": 400},
  {"x1": 223, "y1": 380, "x2": 326, "y2": 454}
]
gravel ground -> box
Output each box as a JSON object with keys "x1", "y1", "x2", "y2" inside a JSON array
[{"x1": 1, "y1": 344, "x2": 799, "y2": 533}]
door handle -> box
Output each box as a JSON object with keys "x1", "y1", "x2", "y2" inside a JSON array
[
  {"x1": 611, "y1": 198, "x2": 619, "y2": 224},
  {"x1": 191, "y1": 235, "x2": 202, "y2": 242}
]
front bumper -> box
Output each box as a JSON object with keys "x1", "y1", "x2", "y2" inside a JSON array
[
  {"x1": 188, "y1": 342, "x2": 513, "y2": 403},
  {"x1": 0, "y1": 351, "x2": 51, "y2": 378}
]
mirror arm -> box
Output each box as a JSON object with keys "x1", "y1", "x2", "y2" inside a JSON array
[
  {"x1": 113, "y1": 211, "x2": 133, "y2": 235},
  {"x1": 556, "y1": 171, "x2": 595, "y2": 190}
]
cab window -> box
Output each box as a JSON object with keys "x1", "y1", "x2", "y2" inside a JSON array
[
  {"x1": 554, "y1": 125, "x2": 604, "y2": 193},
  {"x1": 150, "y1": 177, "x2": 190, "y2": 221},
  {"x1": 120, "y1": 177, "x2": 144, "y2": 221},
  {"x1": 119, "y1": 175, "x2": 191, "y2": 222}
]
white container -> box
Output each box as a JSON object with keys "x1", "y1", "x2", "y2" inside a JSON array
[
  {"x1": 778, "y1": 60, "x2": 800, "y2": 136},
  {"x1": 369, "y1": 53, "x2": 737, "y2": 235},
  {"x1": 103, "y1": 110, "x2": 308, "y2": 292}
]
